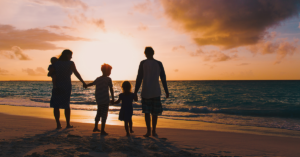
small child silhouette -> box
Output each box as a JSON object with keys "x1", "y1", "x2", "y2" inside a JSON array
[
  {"x1": 114, "y1": 81, "x2": 137, "y2": 136},
  {"x1": 47, "y1": 57, "x2": 58, "y2": 88}
]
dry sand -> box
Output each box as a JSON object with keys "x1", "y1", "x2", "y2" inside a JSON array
[{"x1": 0, "y1": 105, "x2": 300, "y2": 157}]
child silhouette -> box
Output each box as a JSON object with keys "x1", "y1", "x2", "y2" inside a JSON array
[{"x1": 114, "y1": 81, "x2": 137, "y2": 136}]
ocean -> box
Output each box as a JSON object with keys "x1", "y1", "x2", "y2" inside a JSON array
[{"x1": 0, "y1": 81, "x2": 299, "y2": 131}]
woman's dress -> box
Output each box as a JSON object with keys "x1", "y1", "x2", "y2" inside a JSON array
[{"x1": 50, "y1": 60, "x2": 73, "y2": 109}]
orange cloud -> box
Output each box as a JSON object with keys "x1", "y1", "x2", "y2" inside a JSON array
[
  {"x1": 137, "y1": 23, "x2": 148, "y2": 31},
  {"x1": 47, "y1": 25, "x2": 75, "y2": 31},
  {"x1": 237, "y1": 63, "x2": 250, "y2": 66},
  {"x1": 172, "y1": 45, "x2": 185, "y2": 51},
  {"x1": 29, "y1": 0, "x2": 88, "y2": 10},
  {"x1": 191, "y1": 49, "x2": 238, "y2": 62},
  {"x1": 248, "y1": 39, "x2": 298, "y2": 64},
  {"x1": 0, "y1": 68, "x2": 9, "y2": 75},
  {"x1": 68, "y1": 13, "x2": 105, "y2": 31},
  {"x1": 160, "y1": 0, "x2": 300, "y2": 49},
  {"x1": 22, "y1": 67, "x2": 47, "y2": 76},
  {"x1": 0, "y1": 24, "x2": 87, "y2": 51}
]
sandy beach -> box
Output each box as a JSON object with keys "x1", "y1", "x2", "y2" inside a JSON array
[{"x1": 0, "y1": 105, "x2": 300, "y2": 157}]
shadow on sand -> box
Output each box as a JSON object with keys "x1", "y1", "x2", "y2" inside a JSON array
[{"x1": 0, "y1": 128, "x2": 216, "y2": 157}]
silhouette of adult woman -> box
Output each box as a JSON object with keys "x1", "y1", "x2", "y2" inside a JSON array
[{"x1": 49, "y1": 49, "x2": 86, "y2": 129}]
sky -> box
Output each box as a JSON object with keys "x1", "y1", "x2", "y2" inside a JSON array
[{"x1": 0, "y1": 0, "x2": 300, "y2": 81}]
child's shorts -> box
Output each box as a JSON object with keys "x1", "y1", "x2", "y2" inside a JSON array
[
  {"x1": 95, "y1": 103, "x2": 109, "y2": 121},
  {"x1": 142, "y1": 97, "x2": 163, "y2": 115}
]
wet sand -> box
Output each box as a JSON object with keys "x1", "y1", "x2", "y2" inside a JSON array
[{"x1": 0, "y1": 105, "x2": 300, "y2": 157}]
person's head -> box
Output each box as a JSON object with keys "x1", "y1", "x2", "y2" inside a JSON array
[
  {"x1": 58, "y1": 49, "x2": 73, "y2": 61},
  {"x1": 121, "y1": 81, "x2": 132, "y2": 94},
  {"x1": 101, "y1": 63, "x2": 112, "y2": 76},
  {"x1": 144, "y1": 47, "x2": 154, "y2": 59},
  {"x1": 50, "y1": 57, "x2": 58, "y2": 64}
]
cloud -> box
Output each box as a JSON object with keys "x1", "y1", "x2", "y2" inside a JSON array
[
  {"x1": 0, "y1": 68, "x2": 9, "y2": 75},
  {"x1": 172, "y1": 45, "x2": 185, "y2": 51},
  {"x1": 191, "y1": 49, "x2": 238, "y2": 62},
  {"x1": 174, "y1": 69, "x2": 178, "y2": 72},
  {"x1": 47, "y1": 25, "x2": 75, "y2": 31},
  {"x1": 134, "y1": 0, "x2": 156, "y2": 14},
  {"x1": 248, "y1": 39, "x2": 298, "y2": 64},
  {"x1": 237, "y1": 63, "x2": 250, "y2": 66},
  {"x1": 132, "y1": 0, "x2": 163, "y2": 17},
  {"x1": 160, "y1": 0, "x2": 300, "y2": 49},
  {"x1": 12, "y1": 46, "x2": 30, "y2": 60},
  {"x1": 299, "y1": 22, "x2": 300, "y2": 29},
  {"x1": 22, "y1": 67, "x2": 47, "y2": 76},
  {"x1": 137, "y1": 23, "x2": 148, "y2": 31},
  {"x1": 203, "y1": 64, "x2": 216, "y2": 69},
  {"x1": 0, "y1": 24, "x2": 87, "y2": 52},
  {"x1": 29, "y1": 0, "x2": 88, "y2": 10},
  {"x1": 68, "y1": 14, "x2": 105, "y2": 31}
]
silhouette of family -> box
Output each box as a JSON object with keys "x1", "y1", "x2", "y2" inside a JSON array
[{"x1": 48, "y1": 47, "x2": 169, "y2": 137}]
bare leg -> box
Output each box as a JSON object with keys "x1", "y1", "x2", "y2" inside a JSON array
[
  {"x1": 65, "y1": 108, "x2": 73, "y2": 128},
  {"x1": 54, "y1": 108, "x2": 61, "y2": 129},
  {"x1": 101, "y1": 114, "x2": 108, "y2": 135},
  {"x1": 152, "y1": 115, "x2": 158, "y2": 136},
  {"x1": 124, "y1": 121, "x2": 130, "y2": 136},
  {"x1": 93, "y1": 108, "x2": 101, "y2": 132},
  {"x1": 129, "y1": 119, "x2": 134, "y2": 133},
  {"x1": 144, "y1": 113, "x2": 151, "y2": 137}
]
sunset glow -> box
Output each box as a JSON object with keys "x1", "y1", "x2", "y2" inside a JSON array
[{"x1": 0, "y1": 0, "x2": 299, "y2": 81}]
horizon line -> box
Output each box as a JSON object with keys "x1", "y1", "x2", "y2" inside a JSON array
[{"x1": 0, "y1": 79, "x2": 300, "y2": 82}]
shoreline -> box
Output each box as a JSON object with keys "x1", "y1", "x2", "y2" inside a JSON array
[
  {"x1": 1, "y1": 107, "x2": 300, "y2": 156},
  {"x1": 1, "y1": 104, "x2": 300, "y2": 138}
]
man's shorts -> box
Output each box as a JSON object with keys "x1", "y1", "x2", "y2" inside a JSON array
[{"x1": 142, "y1": 97, "x2": 163, "y2": 115}]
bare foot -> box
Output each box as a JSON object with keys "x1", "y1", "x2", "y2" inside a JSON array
[
  {"x1": 130, "y1": 130, "x2": 134, "y2": 133},
  {"x1": 101, "y1": 131, "x2": 108, "y2": 135},
  {"x1": 56, "y1": 126, "x2": 62, "y2": 130},
  {"x1": 152, "y1": 132, "x2": 158, "y2": 137},
  {"x1": 126, "y1": 133, "x2": 130, "y2": 137},
  {"x1": 143, "y1": 132, "x2": 151, "y2": 137},
  {"x1": 93, "y1": 128, "x2": 101, "y2": 132},
  {"x1": 66, "y1": 125, "x2": 73, "y2": 128}
]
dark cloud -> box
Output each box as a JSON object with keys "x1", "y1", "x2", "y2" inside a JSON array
[
  {"x1": 29, "y1": 0, "x2": 88, "y2": 10},
  {"x1": 22, "y1": 67, "x2": 46, "y2": 76},
  {"x1": 0, "y1": 68, "x2": 9, "y2": 75},
  {"x1": 160, "y1": 0, "x2": 300, "y2": 48}
]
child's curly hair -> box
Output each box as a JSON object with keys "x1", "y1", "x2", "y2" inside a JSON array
[
  {"x1": 121, "y1": 81, "x2": 132, "y2": 94},
  {"x1": 101, "y1": 63, "x2": 112, "y2": 74}
]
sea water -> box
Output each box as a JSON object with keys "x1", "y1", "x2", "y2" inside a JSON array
[{"x1": 0, "y1": 81, "x2": 299, "y2": 131}]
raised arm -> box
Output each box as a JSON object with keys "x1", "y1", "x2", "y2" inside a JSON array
[
  {"x1": 134, "y1": 61, "x2": 144, "y2": 94},
  {"x1": 70, "y1": 62, "x2": 86, "y2": 87},
  {"x1": 158, "y1": 61, "x2": 169, "y2": 98}
]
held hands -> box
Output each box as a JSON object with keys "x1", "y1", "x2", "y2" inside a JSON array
[
  {"x1": 110, "y1": 100, "x2": 114, "y2": 104},
  {"x1": 83, "y1": 82, "x2": 87, "y2": 89}
]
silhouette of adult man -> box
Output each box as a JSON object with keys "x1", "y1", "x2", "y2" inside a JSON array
[{"x1": 134, "y1": 47, "x2": 169, "y2": 137}]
